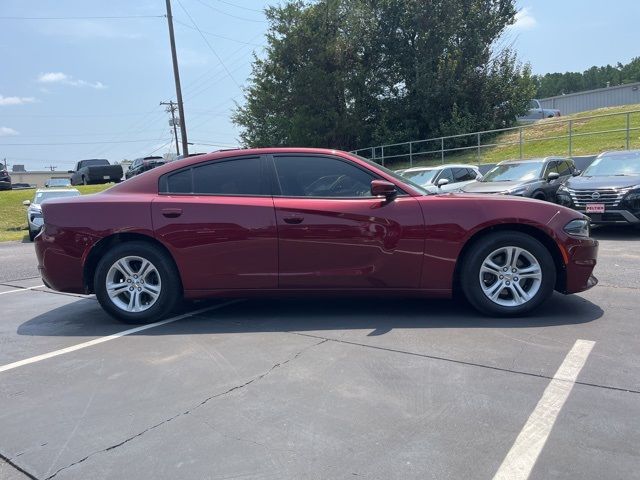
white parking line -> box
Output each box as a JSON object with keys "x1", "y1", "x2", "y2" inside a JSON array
[
  {"x1": 0, "y1": 285, "x2": 45, "y2": 295},
  {"x1": 493, "y1": 339, "x2": 595, "y2": 480},
  {"x1": 0, "y1": 300, "x2": 241, "y2": 374}
]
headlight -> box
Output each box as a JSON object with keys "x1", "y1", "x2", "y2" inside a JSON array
[
  {"x1": 623, "y1": 187, "x2": 640, "y2": 210},
  {"x1": 564, "y1": 219, "x2": 590, "y2": 237},
  {"x1": 505, "y1": 185, "x2": 529, "y2": 196}
]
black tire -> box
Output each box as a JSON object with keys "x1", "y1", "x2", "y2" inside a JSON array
[
  {"x1": 531, "y1": 191, "x2": 546, "y2": 201},
  {"x1": 94, "y1": 241, "x2": 181, "y2": 324},
  {"x1": 28, "y1": 228, "x2": 36, "y2": 241},
  {"x1": 82, "y1": 176, "x2": 88, "y2": 185},
  {"x1": 460, "y1": 231, "x2": 556, "y2": 316}
]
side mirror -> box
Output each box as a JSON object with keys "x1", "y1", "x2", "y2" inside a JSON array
[
  {"x1": 547, "y1": 172, "x2": 560, "y2": 182},
  {"x1": 67, "y1": 170, "x2": 74, "y2": 174},
  {"x1": 23, "y1": 200, "x2": 31, "y2": 206},
  {"x1": 371, "y1": 180, "x2": 397, "y2": 199},
  {"x1": 573, "y1": 170, "x2": 581, "y2": 176},
  {"x1": 437, "y1": 178, "x2": 450, "y2": 187}
]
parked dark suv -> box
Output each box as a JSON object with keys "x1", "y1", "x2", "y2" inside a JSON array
[
  {"x1": 556, "y1": 150, "x2": 640, "y2": 225},
  {"x1": 462, "y1": 157, "x2": 578, "y2": 202},
  {"x1": 0, "y1": 167, "x2": 11, "y2": 190},
  {"x1": 125, "y1": 156, "x2": 166, "y2": 179}
]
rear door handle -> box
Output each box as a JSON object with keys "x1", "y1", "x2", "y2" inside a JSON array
[
  {"x1": 161, "y1": 208, "x2": 183, "y2": 218},
  {"x1": 283, "y1": 216, "x2": 303, "y2": 224}
]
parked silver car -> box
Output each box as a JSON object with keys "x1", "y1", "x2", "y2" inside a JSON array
[
  {"x1": 23, "y1": 188, "x2": 80, "y2": 241},
  {"x1": 398, "y1": 164, "x2": 482, "y2": 193}
]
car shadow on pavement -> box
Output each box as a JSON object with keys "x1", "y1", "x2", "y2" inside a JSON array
[{"x1": 17, "y1": 292, "x2": 603, "y2": 338}]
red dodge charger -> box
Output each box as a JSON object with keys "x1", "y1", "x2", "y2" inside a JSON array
[{"x1": 35, "y1": 148, "x2": 598, "y2": 323}]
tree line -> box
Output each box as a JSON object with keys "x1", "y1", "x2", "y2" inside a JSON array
[
  {"x1": 233, "y1": 0, "x2": 534, "y2": 151},
  {"x1": 533, "y1": 57, "x2": 640, "y2": 98}
]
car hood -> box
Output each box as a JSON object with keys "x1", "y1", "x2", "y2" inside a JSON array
[
  {"x1": 461, "y1": 180, "x2": 532, "y2": 194},
  {"x1": 564, "y1": 175, "x2": 640, "y2": 190}
]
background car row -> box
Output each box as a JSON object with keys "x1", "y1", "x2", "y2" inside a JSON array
[{"x1": 397, "y1": 149, "x2": 640, "y2": 227}]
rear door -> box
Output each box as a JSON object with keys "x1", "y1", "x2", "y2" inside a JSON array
[
  {"x1": 152, "y1": 155, "x2": 278, "y2": 291},
  {"x1": 270, "y1": 154, "x2": 424, "y2": 289}
]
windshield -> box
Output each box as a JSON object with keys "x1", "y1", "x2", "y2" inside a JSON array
[
  {"x1": 399, "y1": 169, "x2": 438, "y2": 186},
  {"x1": 34, "y1": 190, "x2": 80, "y2": 204},
  {"x1": 582, "y1": 152, "x2": 640, "y2": 177},
  {"x1": 352, "y1": 155, "x2": 430, "y2": 194},
  {"x1": 483, "y1": 162, "x2": 544, "y2": 182}
]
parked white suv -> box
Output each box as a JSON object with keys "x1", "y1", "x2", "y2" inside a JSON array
[{"x1": 23, "y1": 188, "x2": 80, "y2": 241}]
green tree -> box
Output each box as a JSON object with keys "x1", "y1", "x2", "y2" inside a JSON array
[{"x1": 234, "y1": 0, "x2": 534, "y2": 150}]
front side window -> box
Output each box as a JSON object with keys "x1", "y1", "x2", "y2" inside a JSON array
[
  {"x1": 453, "y1": 168, "x2": 475, "y2": 182},
  {"x1": 160, "y1": 157, "x2": 264, "y2": 195},
  {"x1": 438, "y1": 169, "x2": 454, "y2": 183},
  {"x1": 273, "y1": 156, "x2": 375, "y2": 197},
  {"x1": 543, "y1": 161, "x2": 560, "y2": 178},
  {"x1": 557, "y1": 161, "x2": 574, "y2": 176}
]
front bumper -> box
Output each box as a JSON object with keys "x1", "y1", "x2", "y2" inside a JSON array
[
  {"x1": 578, "y1": 209, "x2": 640, "y2": 225},
  {"x1": 562, "y1": 236, "x2": 599, "y2": 294}
]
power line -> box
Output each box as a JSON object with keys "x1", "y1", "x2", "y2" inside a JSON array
[
  {"x1": 210, "y1": 0, "x2": 263, "y2": 13},
  {"x1": 175, "y1": 0, "x2": 242, "y2": 89},
  {"x1": 173, "y1": 18, "x2": 263, "y2": 46},
  {"x1": 0, "y1": 15, "x2": 165, "y2": 20},
  {"x1": 192, "y1": 0, "x2": 265, "y2": 23},
  {"x1": 0, "y1": 139, "x2": 169, "y2": 146}
]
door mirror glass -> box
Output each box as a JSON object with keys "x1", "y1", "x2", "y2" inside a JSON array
[
  {"x1": 547, "y1": 172, "x2": 560, "y2": 182},
  {"x1": 573, "y1": 169, "x2": 582, "y2": 176},
  {"x1": 437, "y1": 178, "x2": 450, "y2": 187},
  {"x1": 371, "y1": 180, "x2": 396, "y2": 198}
]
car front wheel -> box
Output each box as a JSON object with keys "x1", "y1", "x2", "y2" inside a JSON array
[
  {"x1": 94, "y1": 241, "x2": 181, "y2": 323},
  {"x1": 461, "y1": 232, "x2": 556, "y2": 316}
]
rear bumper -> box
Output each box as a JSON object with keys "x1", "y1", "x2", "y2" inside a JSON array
[
  {"x1": 35, "y1": 225, "x2": 91, "y2": 294},
  {"x1": 562, "y1": 237, "x2": 599, "y2": 294}
]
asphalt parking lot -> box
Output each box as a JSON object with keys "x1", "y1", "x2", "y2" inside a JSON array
[{"x1": 1, "y1": 228, "x2": 639, "y2": 480}]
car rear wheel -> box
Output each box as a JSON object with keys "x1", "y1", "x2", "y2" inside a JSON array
[
  {"x1": 94, "y1": 241, "x2": 181, "y2": 324},
  {"x1": 461, "y1": 232, "x2": 555, "y2": 316}
]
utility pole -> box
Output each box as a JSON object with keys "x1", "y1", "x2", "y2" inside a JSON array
[
  {"x1": 160, "y1": 100, "x2": 181, "y2": 156},
  {"x1": 165, "y1": 0, "x2": 189, "y2": 156}
]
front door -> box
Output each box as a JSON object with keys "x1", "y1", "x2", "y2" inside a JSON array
[{"x1": 270, "y1": 154, "x2": 424, "y2": 289}]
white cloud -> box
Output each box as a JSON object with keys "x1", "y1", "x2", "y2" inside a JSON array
[
  {"x1": 0, "y1": 127, "x2": 19, "y2": 136},
  {"x1": 512, "y1": 7, "x2": 537, "y2": 30},
  {"x1": 37, "y1": 72, "x2": 107, "y2": 90},
  {"x1": 0, "y1": 95, "x2": 37, "y2": 106}
]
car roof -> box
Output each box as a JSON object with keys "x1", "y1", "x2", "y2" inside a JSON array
[
  {"x1": 402, "y1": 164, "x2": 479, "y2": 172},
  {"x1": 497, "y1": 157, "x2": 567, "y2": 165},
  {"x1": 35, "y1": 188, "x2": 80, "y2": 193},
  {"x1": 598, "y1": 149, "x2": 640, "y2": 157}
]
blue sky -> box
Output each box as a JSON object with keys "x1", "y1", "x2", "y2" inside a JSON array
[{"x1": 1, "y1": 0, "x2": 638, "y2": 171}]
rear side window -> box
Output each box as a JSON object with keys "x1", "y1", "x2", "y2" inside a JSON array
[
  {"x1": 162, "y1": 169, "x2": 192, "y2": 193},
  {"x1": 273, "y1": 155, "x2": 375, "y2": 197},
  {"x1": 193, "y1": 157, "x2": 263, "y2": 195},
  {"x1": 160, "y1": 156, "x2": 264, "y2": 195}
]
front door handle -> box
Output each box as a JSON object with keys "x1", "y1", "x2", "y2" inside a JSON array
[
  {"x1": 161, "y1": 208, "x2": 183, "y2": 218},
  {"x1": 283, "y1": 216, "x2": 303, "y2": 224}
]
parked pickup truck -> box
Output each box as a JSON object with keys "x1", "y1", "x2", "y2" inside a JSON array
[
  {"x1": 517, "y1": 99, "x2": 561, "y2": 123},
  {"x1": 69, "y1": 159, "x2": 123, "y2": 186}
]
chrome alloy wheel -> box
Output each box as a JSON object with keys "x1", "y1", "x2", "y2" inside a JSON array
[
  {"x1": 479, "y1": 246, "x2": 542, "y2": 307},
  {"x1": 105, "y1": 256, "x2": 162, "y2": 313}
]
